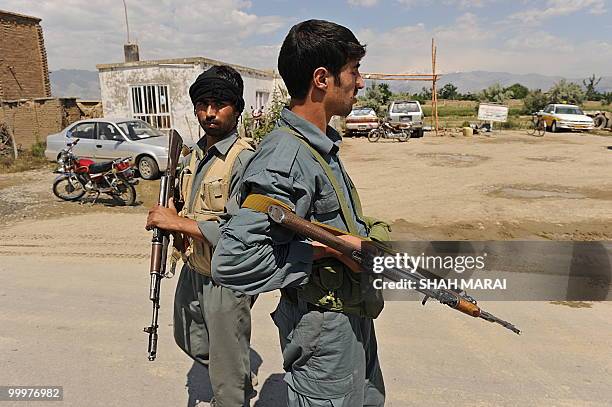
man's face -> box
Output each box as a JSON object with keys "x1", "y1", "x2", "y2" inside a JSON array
[
  {"x1": 327, "y1": 59, "x2": 365, "y2": 117},
  {"x1": 194, "y1": 98, "x2": 238, "y2": 137}
]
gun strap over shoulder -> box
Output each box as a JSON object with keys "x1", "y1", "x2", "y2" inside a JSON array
[
  {"x1": 242, "y1": 193, "x2": 358, "y2": 237},
  {"x1": 276, "y1": 127, "x2": 361, "y2": 235}
]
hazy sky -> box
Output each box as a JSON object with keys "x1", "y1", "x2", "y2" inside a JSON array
[{"x1": 3, "y1": 0, "x2": 611, "y2": 77}]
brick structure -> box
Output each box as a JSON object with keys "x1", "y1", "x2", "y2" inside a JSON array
[
  {"x1": 0, "y1": 10, "x2": 51, "y2": 100},
  {"x1": 0, "y1": 98, "x2": 81, "y2": 148}
]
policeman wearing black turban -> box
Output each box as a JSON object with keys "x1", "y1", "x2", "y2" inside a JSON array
[{"x1": 189, "y1": 65, "x2": 245, "y2": 114}]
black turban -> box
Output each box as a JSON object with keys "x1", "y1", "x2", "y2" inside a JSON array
[{"x1": 189, "y1": 66, "x2": 245, "y2": 114}]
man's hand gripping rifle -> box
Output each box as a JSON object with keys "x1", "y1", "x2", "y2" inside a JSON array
[
  {"x1": 144, "y1": 129, "x2": 183, "y2": 361},
  {"x1": 267, "y1": 204, "x2": 520, "y2": 335}
]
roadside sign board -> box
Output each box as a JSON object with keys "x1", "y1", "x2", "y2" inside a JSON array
[{"x1": 478, "y1": 104, "x2": 509, "y2": 122}]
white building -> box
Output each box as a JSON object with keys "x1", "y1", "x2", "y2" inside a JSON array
[{"x1": 96, "y1": 57, "x2": 283, "y2": 144}]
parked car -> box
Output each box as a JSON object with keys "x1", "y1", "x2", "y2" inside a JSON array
[
  {"x1": 387, "y1": 100, "x2": 424, "y2": 138},
  {"x1": 540, "y1": 104, "x2": 595, "y2": 132},
  {"x1": 345, "y1": 107, "x2": 379, "y2": 137},
  {"x1": 45, "y1": 118, "x2": 169, "y2": 179}
]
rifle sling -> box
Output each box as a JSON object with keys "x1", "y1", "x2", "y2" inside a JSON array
[
  {"x1": 242, "y1": 193, "x2": 356, "y2": 237},
  {"x1": 276, "y1": 127, "x2": 361, "y2": 235}
]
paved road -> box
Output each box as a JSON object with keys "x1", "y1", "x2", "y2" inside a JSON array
[{"x1": 1, "y1": 214, "x2": 611, "y2": 406}]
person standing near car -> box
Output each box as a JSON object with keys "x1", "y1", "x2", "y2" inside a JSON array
[
  {"x1": 145, "y1": 65, "x2": 255, "y2": 407},
  {"x1": 212, "y1": 20, "x2": 389, "y2": 406}
]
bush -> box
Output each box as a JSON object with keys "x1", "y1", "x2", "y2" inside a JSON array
[
  {"x1": 523, "y1": 89, "x2": 548, "y2": 114},
  {"x1": 478, "y1": 83, "x2": 514, "y2": 104},
  {"x1": 31, "y1": 141, "x2": 46, "y2": 158},
  {"x1": 504, "y1": 83, "x2": 529, "y2": 99},
  {"x1": 243, "y1": 87, "x2": 288, "y2": 143},
  {"x1": 548, "y1": 79, "x2": 585, "y2": 104},
  {"x1": 498, "y1": 118, "x2": 523, "y2": 130}
]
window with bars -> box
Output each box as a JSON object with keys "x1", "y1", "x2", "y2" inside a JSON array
[
  {"x1": 255, "y1": 91, "x2": 269, "y2": 110},
  {"x1": 130, "y1": 85, "x2": 172, "y2": 130}
]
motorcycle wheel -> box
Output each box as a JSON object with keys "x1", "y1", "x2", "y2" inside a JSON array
[
  {"x1": 111, "y1": 178, "x2": 136, "y2": 206},
  {"x1": 368, "y1": 128, "x2": 382, "y2": 142},
  {"x1": 397, "y1": 131, "x2": 410, "y2": 142},
  {"x1": 52, "y1": 175, "x2": 85, "y2": 201}
]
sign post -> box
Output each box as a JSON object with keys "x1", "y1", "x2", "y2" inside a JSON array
[{"x1": 478, "y1": 103, "x2": 509, "y2": 133}]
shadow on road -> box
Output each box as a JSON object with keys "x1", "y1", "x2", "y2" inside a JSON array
[
  {"x1": 253, "y1": 373, "x2": 287, "y2": 407},
  {"x1": 185, "y1": 348, "x2": 264, "y2": 407}
]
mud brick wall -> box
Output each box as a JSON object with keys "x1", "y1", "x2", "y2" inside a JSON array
[
  {"x1": 0, "y1": 99, "x2": 81, "y2": 148},
  {"x1": 0, "y1": 11, "x2": 51, "y2": 100}
]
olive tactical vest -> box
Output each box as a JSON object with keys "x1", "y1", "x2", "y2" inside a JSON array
[{"x1": 178, "y1": 137, "x2": 253, "y2": 276}]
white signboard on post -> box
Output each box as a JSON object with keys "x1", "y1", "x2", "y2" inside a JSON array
[{"x1": 478, "y1": 104, "x2": 509, "y2": 122}]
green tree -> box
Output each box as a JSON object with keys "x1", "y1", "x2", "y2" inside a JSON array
[
  {"x1": 504, "y1": 83, "x2": 529, "y2": 99},
  {"x1": 439, "y1": 83, "x2": 459, "y2": 99},
  {"x1": 417, "y1": 86, "x2": 432, "y2": 101},
  {"x1": 378, "y1": 83, "x2": 392, "y2": 105},
  {"x1": 478, "y1": 83, "x2": 514, "y2": 104},
  {"x1": 522, "y1": 89, "x2": 548, "y2": 113},
  {"x1": 582, "y1": 74, "x2": 602, "y2": 101},
  {"x1": 601, "y1": 92, "x2": 612, "y2": 106},
  {"x1": 459, "y1": 92, "x2": 478, "y2": 101},
  {"x1": 357, "y1": 82, "x2": 388, "y2": 116},
  {"x1": 548, "y1": 79, "x2": 585, "y2": 104}
]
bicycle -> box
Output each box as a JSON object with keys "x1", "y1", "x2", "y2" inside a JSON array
[{"x1": 526, "y1": 113, "x2": 546, "y2": 137}]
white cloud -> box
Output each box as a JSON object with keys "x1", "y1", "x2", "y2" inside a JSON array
[
  {"x1": 1, "y1": 0, "x2": 290, "y2": 70},
  {"x1": 446, "y1": 0, "x2": 496, "y2": 8},
  {"x1": 1, "y1": 0, "x2": 609, "y2": 78},
  {"x1": 396, "y1": 0, "x2": 496, "y2": 8},
  {"x1": 509, "y1": 0, "x2": 607, "y2": 25},
  {"x1": 356, "y1": 12, "x2": 611, "y2": 78},
  {"x1": 347, "y1": 0, "x2": 380, "y2": 6},
  {"x1": 504, "y1": 31, "x2": 574, "y2": 52}
]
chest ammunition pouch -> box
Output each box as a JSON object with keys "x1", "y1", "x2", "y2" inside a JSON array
[
  {"x1": 176, "y1": 138, "x2": 253, "y2": 276},
  {"x1": 279, "y1": 127, "x2": 390, "y2": 319}
]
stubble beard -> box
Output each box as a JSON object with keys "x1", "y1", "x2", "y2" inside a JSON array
[{"x1": 200, "y1": 118, "x2": 236, "y2": 138}]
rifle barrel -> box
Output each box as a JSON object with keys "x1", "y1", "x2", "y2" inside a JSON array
[
  {"x1": 144, "y1": 130, "x2": 183, "y2": 361},
  {"x1": 267, "y1": 204, "x2": 521, "y2": 335}
]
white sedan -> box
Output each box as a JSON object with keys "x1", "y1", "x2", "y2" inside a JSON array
[
  {"x1": 540, "y1": 104, "x2": 595, "y2": 132},
  {"x1": 45, "y1": 118, "x2": 169, "y2": 179}
]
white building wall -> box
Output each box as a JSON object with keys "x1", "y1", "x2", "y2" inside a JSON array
[{"x1": 98, "y1": 61, "x2": 278, "y2": 145}]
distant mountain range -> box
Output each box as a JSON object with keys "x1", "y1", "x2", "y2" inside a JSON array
[
  {"x1": 379, "y1": 71, "x2": 612, "y2": 94},
  {"x1": 49, "y1": 69, "x2": 101, "y2": 100},
  {"x1": 49, "y1": 69, "x2": 611, "y2": 100}
]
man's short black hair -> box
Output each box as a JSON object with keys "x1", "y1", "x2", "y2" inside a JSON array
[{"x1": 278, "y1": 19, "x2": 366, "y2": 100}]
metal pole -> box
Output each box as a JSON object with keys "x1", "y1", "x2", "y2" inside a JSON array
[
  {"x1": 122, "y1": 0, "x2": 131, "y2": 43},
  {"x1": 431, "y1": 38, "x2": 439, "y2": 136}
]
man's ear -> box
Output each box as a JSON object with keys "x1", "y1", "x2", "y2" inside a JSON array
[{"x1": 313, "y1": 67, "x2": 329, "y2": 91}]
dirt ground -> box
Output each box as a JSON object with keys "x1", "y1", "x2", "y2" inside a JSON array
[
  {"x1": 1, "y1": 129, "x2": 611, "y2": 406},
  {"x1": 2, "y1": 130, "x2": 611, "y2": 238}
]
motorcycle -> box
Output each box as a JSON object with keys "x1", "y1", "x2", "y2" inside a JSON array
[
  {"x1": 52, "y1": 138, "x2": 138, "y2": 206},
  {"x1": 367, "y1": 120, "x2": 412, "y2": 143}
]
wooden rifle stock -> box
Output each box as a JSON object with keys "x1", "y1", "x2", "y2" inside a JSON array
[{"x1": 267, "y1": 204, "x2": 520, "y2": 335}]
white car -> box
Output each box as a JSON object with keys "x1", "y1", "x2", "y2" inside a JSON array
[
  {"x1": 345, "y1": 107, "x2": 379, "y2": 137},
  {"x1": 44, "y1": 118, "x2": 169, "y2": 179},
  {"x1": 540, "y1": 104, "x2": 595, "y2": 132}
]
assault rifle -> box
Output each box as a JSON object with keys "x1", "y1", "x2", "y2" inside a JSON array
[
  {"x1": 267, "y1": 205, "x2": 521, "y2": 335},
  {"x1": 144, "y1": 129, "x2": 183, "y2": 361}
]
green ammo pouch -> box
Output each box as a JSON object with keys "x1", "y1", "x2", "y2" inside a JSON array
[{"x1": 278, "y1": 127, "x2": 390, "y2": 319}]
